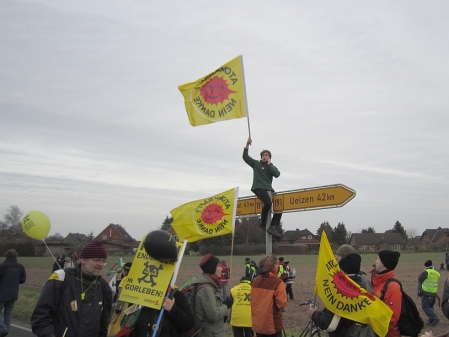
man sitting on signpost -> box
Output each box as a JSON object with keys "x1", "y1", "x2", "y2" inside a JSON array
[{"x1": 243, "y1": 137, "x2": 283, "y2": 240}]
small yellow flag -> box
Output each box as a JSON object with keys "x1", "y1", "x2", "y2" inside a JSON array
[
  {"x1": 315, "y1": 232, "x2": 392, "y2": 337},
  {"x1": 178, "y1": 56, "x2": 247, "y2": 126},
  {"x1": 118, "y1": 239, "x2": 183, "y2": 309},
  {"x1": 170, "y1": 187, "x2": 239, "y2": 242}
]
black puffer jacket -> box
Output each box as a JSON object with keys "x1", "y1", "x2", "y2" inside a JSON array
[
  {"x1": 31, "y1": 266, "x2": 112, "y2": 337},
  {"x1": 311, "y1": 274, "x2": 363, "y2": 337},
  {"x1": 132, "y1": 289, "x2": 195, "y2": 337},
  {"x1": 0, "y1": 257, "x2": 26, "y2": 301}
]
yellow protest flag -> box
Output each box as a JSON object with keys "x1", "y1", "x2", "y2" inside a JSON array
[
  {"x1": 118, "y1": 239, "x2": 182, "y2": 309},
  {"x1": 314, "y1": 232, "x2": 392, "y2": 337},
  {"x1": 170, "y1": 187, "x2": 239, "y2": 242},
  {"x1": 178, "y1": 56, "x2": 248, "y2": 126}
]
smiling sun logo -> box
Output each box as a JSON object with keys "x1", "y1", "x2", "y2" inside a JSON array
[
  {"x1": 200, "y1": 76, "x2": 236, "y2": 105},
  {"x1": 192, "y1": 194, "x2": 232, "y2": 236},
  {"x1": 201, "y1": 203, "x2": 228, "y2": 225},
  {"x1": 331, "y1": 271, "x2": 375, "y2": 301}
]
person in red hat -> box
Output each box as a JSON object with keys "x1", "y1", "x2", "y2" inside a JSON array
[
  {"x1": 31, "y1": 241, "x2": 112, "y2": 337},
  {"x1": 190, "y1": 254, "x2": 232, "y2": 337}
]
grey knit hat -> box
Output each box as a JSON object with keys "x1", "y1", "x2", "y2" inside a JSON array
[{"x1": 336, "y1": 244, "x2": 355, "y2": 258}]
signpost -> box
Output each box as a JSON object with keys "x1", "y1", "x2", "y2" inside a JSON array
[
  {"x1": 236, "y1": 184, "x2": 356, "y2": 217},
  {"x1": 236, "y1": 184, "x2": 355, "y2": 255}
]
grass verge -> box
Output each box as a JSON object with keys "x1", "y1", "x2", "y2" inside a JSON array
[{"x1": 14, "y1": 287, "x2": 41, "y2": 323}]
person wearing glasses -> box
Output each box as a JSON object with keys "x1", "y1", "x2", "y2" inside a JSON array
[{"x1": 31, "y1": 241, "x2": 112, "y2": 337}]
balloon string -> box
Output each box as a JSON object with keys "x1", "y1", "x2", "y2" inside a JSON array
[{"x1": 43, "y1": 240, "x2": 61, "y2": 268}]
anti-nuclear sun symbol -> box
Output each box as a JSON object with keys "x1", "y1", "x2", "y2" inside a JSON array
[
  {"x1": 200, "y1": 76, "x2": 236, "y2": 105},
  {"x1": 201, "y1": 203, "x2": 228, "y2": 225},
  {"x1": 331, "y1": 271, "x2": 375, "y2": 301}
]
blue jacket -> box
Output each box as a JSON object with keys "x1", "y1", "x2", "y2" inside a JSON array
[{"x1": 0, "y1": 258, "x2": 26, "y2": 301}]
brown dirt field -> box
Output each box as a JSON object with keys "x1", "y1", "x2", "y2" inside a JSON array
[{"x1": 25, "y1": 264, "x2": 449, "y2": 336}]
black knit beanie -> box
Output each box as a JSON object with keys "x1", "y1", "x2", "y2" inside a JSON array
[
  {"x1": 339, "y1": 253, "x2": 361, "y2": 274},
  {"x1": 378, "y1": 250, "x2": 400, "y2": 270}
]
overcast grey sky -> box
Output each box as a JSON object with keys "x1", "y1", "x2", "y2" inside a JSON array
[{"x1": 1, "y1": 1, "x2": 448, "y2": 241}]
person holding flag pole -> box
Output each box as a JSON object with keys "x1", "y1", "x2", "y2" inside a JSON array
[
  {"x1": 243, "y1": 138, "x2": 283, "y2": 240},
  {"x1": 142, "y1": 238, "x2": 194, "y2": 337},
  {"x1": 143, "y1": 187, "x2": 239, "y2": 337},
  {"x1": 312, "y1": 232, "x2": 392, "y2": 337},
  {"x1": 309, "y1": 253, "x2": 371, "y2": 336},
  {"x1": 111, "y1": 230, "x2": 194, "y2": 337}
]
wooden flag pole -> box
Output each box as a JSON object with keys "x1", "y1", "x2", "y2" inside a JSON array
[
  {"x1": 239, "y1": 55, "x2": 251, "y2": 139},
  {"x1": 228, "y1": 231, "x2": 235, "y2": 298}
]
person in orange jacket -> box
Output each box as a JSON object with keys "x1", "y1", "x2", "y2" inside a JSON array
[
  {"x1": 250, "y1": 255, "x2": 287, "y2": 337},
  {"x1": 371, "y1": 250, "x2": 401, "y2": 337}
]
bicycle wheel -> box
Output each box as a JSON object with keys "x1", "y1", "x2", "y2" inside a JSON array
[
  {"x1": 299, "y1": 329, "x2": 321, "y2": 337},
  {"x1": 311, "y1": 329, "x2": 321, "y2": 337},
  {"x1": 299, "y1": 327, "x2": 318, "y2": 337}
]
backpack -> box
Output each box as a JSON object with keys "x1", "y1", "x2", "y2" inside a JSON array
[
  {"x1": 289, "y1": 267, "x2": 296, "y2": 278},
  {"x1": 359, "y1": 272, "x2": 373, "y2": 293},
  {"x1": 380, "y1": 278, "x2": 424, "y2": 337},
  {"x1": 180, "y1": 282, "x2": 211, "y2": 337}
]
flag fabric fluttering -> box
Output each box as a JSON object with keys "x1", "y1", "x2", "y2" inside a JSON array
[
  {"x1": 108, "y1": 273, "x2": 117, "y2": 292},
  {"x1": 107, "y1": 258, "x2": 123, "y2": 276},
  {"x1": 314, "y1": 232, "x2": 392, "y2": 337},
  {"x1": 178, "y1": 56, "x2": 248, "y2": 127},
  {"x1": 170, "y1": 187, "x2": 239, "y2": 242}
]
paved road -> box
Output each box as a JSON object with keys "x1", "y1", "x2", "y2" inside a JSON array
[{"x1": 10, "y1": 323, "x2": 34, "y2": 337}]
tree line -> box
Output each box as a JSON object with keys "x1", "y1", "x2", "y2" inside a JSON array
[
  {"x1": 0, "y1": 205, "x2": 412, "y2": 253},
  {"x1": 160, "y1": 215, "x2": 411, "y2": 253}
]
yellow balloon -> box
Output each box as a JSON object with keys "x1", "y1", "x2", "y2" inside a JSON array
[{"x1": 22, "y1": 211, "x2": 51, "y2": 240}]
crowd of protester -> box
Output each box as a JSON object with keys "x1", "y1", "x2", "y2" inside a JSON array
[{"x1": 3, "y1": 239, "x2": 448, "y2": 337}]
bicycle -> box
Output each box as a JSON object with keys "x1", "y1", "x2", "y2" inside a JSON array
[{"x1": 295, "y1": 299, "x2": 322, "y2": 337}]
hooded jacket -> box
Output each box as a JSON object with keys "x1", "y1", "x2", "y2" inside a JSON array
[{"x1": 190, "y1": 273, "x2": 228, "y2": 337}]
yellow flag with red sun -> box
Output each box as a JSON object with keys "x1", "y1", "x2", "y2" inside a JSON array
[
  {"x1": 315, "y1": 232, "x2": 392, "y2": 337},
  {"x1": 170, "y1": 187, "x2": 239, "y2": 242},
  {"x1": 178, "y1": 55, "x2": 248, "y2": 126}
]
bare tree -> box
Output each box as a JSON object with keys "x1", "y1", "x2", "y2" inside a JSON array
[
  {"x1": 406, "y1": 228, "x2": 418, "y2": 239},
  {"x1": 46, "y1": 233, "x2": 64, "y2": 241},
  {"x1": 3, "y1": 205, "x2": 23, "y2": 234},
  {"x1": 346, "y1": 230, "x2": 352, "y2": 242},
  {"x1": 0, "y1": 220, "x2": 7, "y2": 230}
]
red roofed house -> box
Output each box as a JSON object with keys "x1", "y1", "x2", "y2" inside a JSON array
[
  {"x1": 94, "y1": 223, "x2": 139, "y2": 255},
  {"x1": 278, "y1": 228, "x2": 320, "y2": 254}
]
